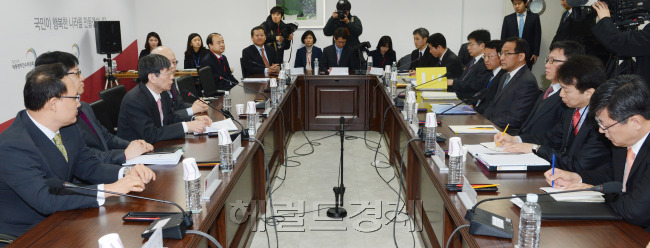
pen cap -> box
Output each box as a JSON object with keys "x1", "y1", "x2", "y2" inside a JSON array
[
  {"x1": 425, "y1": 112, "x2": 437, "y2": 127},
  {"x1": 182, "y1": 158, "x2": 201, "y2": 181},
  {"x1": 526, "y1": 193, "x2": 538, "y2": 203},
  {"x1": 270, "y1": 78, "x2": 278, "y2": 87},
  {"x1": 448, "y1": 137, "x2": 463, "y2": 157},
  {"x1": 246, "y1": 101, "x2": 256, "y2": 114},
  {"x1": 406, "y1": 91, "x2": 416, "y2": 103},
  {"x1": 385, "y1": 65, "x2": 391, "y2": 72},
  {"x1": 217, "y1": 128, "x2": 232, "y2": 145}
]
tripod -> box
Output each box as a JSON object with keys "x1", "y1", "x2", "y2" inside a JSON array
[
  {"x1": 104, "y1": 54, "x2": 118, "y2": 89},
  {"x1": 327, "y1": 116, "x2": 347, "y2": 218}
]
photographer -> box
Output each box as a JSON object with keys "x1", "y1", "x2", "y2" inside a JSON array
[
  {"x1": 592, "y1": 1, "x2": 650, "y2": 85},
  {"x1": 323, "y1": 0, "x2": 363, "y2": 49},
  {"x1": 262, "y1": 6, "x2": 293, "y2": 62}
]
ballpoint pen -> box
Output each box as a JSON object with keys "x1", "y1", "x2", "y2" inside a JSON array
[{"x1": 551, "y1": 154, "x2": 556, "y2": 187}]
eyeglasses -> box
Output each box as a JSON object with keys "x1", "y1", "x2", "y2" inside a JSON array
[
  {"x1": 595, "y1": 116, "x2": 629, "y2": 131},
  {"x1": 67, "y1": 71, "x2": 82, "y2": 77},
  {"x1": 467, "y1": 42, "x2": 479, "y2": 47},
  {"x1": 545, "y1": 58, "x2": 565, "y2": 64},
  {"x1": 60, "y1": 95, "x2": 81, "y2": 103},
  {"x1": 158, "y1": 71, "x2": 174, "y2": 78},
  {"x1": 498, "y1": 52, "x2": 521, "y2": 57}
]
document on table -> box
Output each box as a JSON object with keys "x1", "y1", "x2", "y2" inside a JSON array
[
  {"x1": 449, "y1": 125, "x2": 499, "y2": 134},
  {"x1": 329, "y1": 67, "x2": 349, "y2": 75},
  {"x1": 242, "y1": 78, "x2": 270, "y2": 83},
  {"x1": 540, "y1": 187, "x2": 605, "y2": 202},
  {"x1": 431, "y1": 104, "x2": 476, "y2": 115},
  {"x1": 480, "y1": 142, "x2": 505, "y2": 152},
  {"x1": 123, "y1": 149, "x2": 184, "y2": 165},
  {"x1": 465, "y1": 144, "x2": 550, "y2": 171},
  {"x1": 194, "y1": 119, "x2": 238, "y2": 135},
  {"x1": 421, "y1": 92, "x2": 458, "y2": 100}
]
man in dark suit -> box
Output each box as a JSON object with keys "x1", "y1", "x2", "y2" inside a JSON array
[
  {"x1": 501, "y1": 0, "x2": 542, "y2": 69},
  {"x1": 454, "y1": 29, "x2": 493, "y2": 101},
  {"x1": 200, "y1": 33, "x2": 239, "y2": 91},
  {"x1": 0, "y1": 64, "x2": 155, "y2": 238},
  {"x1": 516, "y1": 41, "x2": 585, "y2": 136},
  {"x1": 551, "y1": 0, "x2": 596, "y2": 46},
  {"x1": 34, "y1": 51, "x2": 153, "y2": 165},
  {"x1": 323, "y1": 0, "x2": 363, "y2": 50},
  {"x1": 320, "y1": 27, "x2": 359, "y2": 71},
  {"x1": 474, "y1": 40, "x2": 507, "y2": 115},
  {"x1": 241, "y1": 26, "x2": 280, "y2": 77},
  {"x1": 483, "y1": 37, "x2": 539, "y2": 129},
  {"x1": 407, "y1": 28, "x2": 436, "y2": 74},
  {"x1": 426, "y1": 33, "x2": 464, "y2": 91},
  {"x1": 497, "y1": 55, "x2": 612, "y2": 172},
  {"x1": 117, "y1": 54, "x2": 211, "y2": 144},
  {"x1": 151, "y1": 46, "x2": 208, "y2": 117},
  {"x1": 546, "y1": 75, "x2": 650, "y2": 232}
]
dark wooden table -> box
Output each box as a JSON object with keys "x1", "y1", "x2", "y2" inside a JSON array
[{"x1": 10, "y1": 75, "x2": 650, "y2": 247}]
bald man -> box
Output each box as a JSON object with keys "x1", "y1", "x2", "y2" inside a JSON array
[{"x1": 151, "y1": 46, "x2": 208, "y2": 117}]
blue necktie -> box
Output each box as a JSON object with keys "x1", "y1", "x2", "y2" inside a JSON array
[{"x1": 518, "y1": 14, "x2": 524, "y2": 38}]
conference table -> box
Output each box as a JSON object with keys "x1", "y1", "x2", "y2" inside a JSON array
[{"x1": 9, "y1": 74, "x2": 650, "y2": 247}]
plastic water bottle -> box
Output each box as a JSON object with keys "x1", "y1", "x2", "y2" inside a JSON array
[
  {"x1": 220, "y1": 144, "x2": 234, "y2": 173},
  {"x1": 247, "y1": 113, "x2": 258, "y2": 136},
  {"x1": 390, "y1": 80, "x2": 397, "y2": 103},
  {"x1": 185, "y1": 178, "x2": 201, "y2": 213},
  {"x1": 223, "y1": 91, "x2": 231, "y2": 112},
  {"x1": 391, "y1": 61, "x2": 397, "y2": 77},
  {"x1": 447, "y1": 137, "x2": 464, "y2": 185},
  {"x1": 367, "y1": 57, "x2": 373, "y2": 75},
  {"x1": 313, "y1": 58, "x2": 319, "y2": 75},
  {"x1": 424, "y1": 112, "x2": 437, "y2": 154},
  {"x1": 270, "y1": 80, "x2": 278, "y2": 108},
  {"x1": 518, "y1": 194, "x2": 542, "y2": 248}
]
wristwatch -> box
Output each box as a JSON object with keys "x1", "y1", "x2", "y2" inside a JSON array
[{"x1": 531, "y1": 144, "x2": 541, "y2": 153}]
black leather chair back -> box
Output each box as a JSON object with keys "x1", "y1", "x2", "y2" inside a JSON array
[
  {"x1": 198, "y1": 66, "x2": 219, "y2": 97},
  {"x1": 176, "y1": 75, "x2": 198, "y2": 103},
  {"x1": 98, "y1": 85, "x2": 126, "y2": 131}
]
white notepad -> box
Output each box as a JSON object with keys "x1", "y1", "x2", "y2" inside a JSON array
[
  {"x1": 540, "y1": 187, "x2": 605, "y2": 202},
  {"x1": 194, "y1": 119, "x2": 238, "y2": 135},
  {"x1": 123, "y1": 149, "x2": 184, "y2": 165},
  {"x1": 449, "y1": 125, "x2": 499, "y2": 134},
  {"x1": 421, "y1": 91, "x2": 458, "y2": 100}
]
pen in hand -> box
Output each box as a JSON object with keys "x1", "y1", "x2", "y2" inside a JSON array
[
  {"x1": 495, "y1": 123, "x2": 510, "y2": 147},
  {"x1": 551, "y1": 154, "x2": 556, "y2": 187}
]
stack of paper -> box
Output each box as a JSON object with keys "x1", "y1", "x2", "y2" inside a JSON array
[
  {"x1": 123, "y1": 149, "x2": 184, "y2": 165},
  {"x1": 540, "y1": 187, "x2": 605, "y2": 202},
  {"x1": 449, "y1": 125, "x2": 499, "y2": 134},
  {"x1": 242, "y1": 78, "x2": 270, "y2": 83},
  {"x1": 421, "y1": 92, "x2": 458, "y2": 100},
  {"x1": 329, "y1": 67, "x2": 349, "y2": 75},
  {"x1": 431, "y1": 104, "x2": 476, "y2": 115},
  {"x1": 195, "y1": 119, "x2": 238, "y2": 135},
  {"x1": 465, "y1": 144, "x2": 550, "y2": 171},
  {"x1": 480, "y1": 142, "x2": 505, "y2": 152}
]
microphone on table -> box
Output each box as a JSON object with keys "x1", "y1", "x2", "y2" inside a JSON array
[
  {"x1": 463, "y1": 181, "x2": 623, "y2": 239},
  {"x1": 45, "y1": 178, "x2": 193, "y2": 239},
  {"x1": 222, "y1": 76, "x2": 273, "y2": 113}
]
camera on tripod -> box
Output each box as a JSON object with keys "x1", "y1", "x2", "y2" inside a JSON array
[{"x1": 570, "y1": 0, "x2": 650, "y2": 30}]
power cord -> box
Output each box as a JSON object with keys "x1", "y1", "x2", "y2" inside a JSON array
[
  {"x1": 393, "y1": 138, "x2": 421, "y2": 248},
  {"x1": 249, "y1": 138, "x2": 279, "y2": 248},
  {"x1": 446, "y1": 224, "x2": 470, "y2": 248},
  {"x1": 186, "y1": 230, "x2": 223, "y2": 248}
]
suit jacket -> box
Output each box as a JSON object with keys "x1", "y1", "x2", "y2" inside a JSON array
[
  {"x1": 294, "y1": 46, "x2": 323, "y2": 69},
  {"x1": 320, "y1": 44, "x2": 359, "y2": 70},
  {"x1": 183, "y1": 49, "x2": 208, "y2": 69},
  {"x1": 454, "y1": 57, "x2": 492, "y2": 101},
  {"x1": 457, "y1": 43, "x2": 472, "y2": 67},
  {"x1": 409, "y1": 47, "x2": 437, "y2": 70},
  {"x1": 323, "y1": 15, "x2": 363, "y2": 49},
  {"x1": 578, "y1": 136, "x2": 650, "y2": 231},
  {"x1": 241, "y1": 44, "x2": 280, "y2": 77},
  {"x1": 117, "y1": 83, "x2": 192, "y2": 144},
  {"x1": 168, "y1": 84, "x2": 192, "y2": 118},
  {"x1": 552, "y1": 10, "x2": 596, "y2": 46},
  {"x1": 437, "y1": 49, "x2": 464, "y2": 93},
  {"x1": 474, "y1": 69, "x2": 507, "y2": 115},
  {"x1": 369, "y1": 49, "x2": 396, "y2": 69},
  {"x1": 483, "y1": 66, "x2": 539, "y2": 129},
  {"x1": 77, "y1": 101, "x2": 130, "y2": 164},
  {"x1": 0, "y1": 110, "x2": 121, "y2": 237},
  {"x1": 501, "y1": 11, "x2": 542, "y2": 57},
  {"x1": 517, "y1": 88, "x2": 567, "y2": 136},
  {"x1": 200, "y1": 52, "x2": 239, "y2": 91},
  {"x1": 521, "y1": 108, "x2": 612, "y2": 172}
]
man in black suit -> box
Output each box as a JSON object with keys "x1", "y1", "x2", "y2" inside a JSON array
[
  {"x1": 483, "y1": 37, "x2": 539, "y2": 129},
  {"x1": 117, "y1": 54, "x2": 211, "y2": 144},
  {"x1": 0, "y1": 64, "x2": 155, "y2": 238},
  {"x1": 546, "y1": 75, "x2": 650, "y2": 232},
  {"x1": 200, "y1": 33, "x2": 239, "y2": 91},
  {"x1": 474, "y1": 40, "x2": 507, "y2": 115},
  {"x1": 34, "y1": 51, "x2": 154, "y2": 165},
  {"x1": 501, "y1": 0, "x2": 542, "y2": 69},
  {"x1": 407, "y1": 28, "x2": 436, "y2": 74},
  {"x1": 320, "y1": 27, "x2": 359, "y2": 71},
  {"x1": 516, "y1": 41, "x2": 584, "y2": 136},
  {"x1": 323, "y1": 0, "x2": 363, "y2": 50},
  {"x1": 454, "y1": 29, "x2": 493, "y2": 101},
  {"x1": 497, "y1": 55, "x2": 612, "y2": 172},
  {"x1": 426, "y1": 33, "x2": 463, "y2": 91},
  {"x1": 151, "y1": 46, "x2": 208, "y2": 117},
  {"x1": 551, "y1": 0, "x2": 596, "y2": 46},
  {"x1": 241, "y1": 26, "x2": 280, "y2": 77}
]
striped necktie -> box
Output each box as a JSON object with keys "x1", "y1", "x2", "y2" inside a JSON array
[{"x1": 53, "y1": 133, "x2": 68, "y2": 162}]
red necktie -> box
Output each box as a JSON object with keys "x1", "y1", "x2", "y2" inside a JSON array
[
  {"x1": 572, "y1": 109, "x2": 580, "y2": 135},
  {"x1": 543, "y1": 86, "x2": 554, "y2": 100},
  {"x1": 623, "y1": 148, "x2": 636, "y2": 192}
]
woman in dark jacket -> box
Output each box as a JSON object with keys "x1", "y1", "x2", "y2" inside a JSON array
[
  {"x1": 369, "y1": 36, "x2": 396, "y2": 68},
  {"x1": 183, "y1": 33, "x2": 208, "y2": 69},
  {"x1": 294, "y1": 30, "x2": 322, "y2": 74},
  {"x1": 261, "y1": 6, "x2": 293, "y2": 62},
  {"x1": 139, "y1": 32, "x2": 162, "y2": 59}
]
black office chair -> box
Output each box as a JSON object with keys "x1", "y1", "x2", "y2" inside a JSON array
[
  {"x1": 397, "y1": 54, "x2": 412, "y2": 72},
  {"x1": 90, "y1": 99, "x2": 115, "y2": 134},
  {"x1": 98, "y1": 85, "x2": 126, "y2": 133},
  {"x1": 240, "y1": 57, "x2": 249, "y2": 78},
  {"x1": 198, "y1": 66, "x2": 221, "y2": 97},
  {"x1": 176, "y1": 75, "x2": 198, "y2": 103}
]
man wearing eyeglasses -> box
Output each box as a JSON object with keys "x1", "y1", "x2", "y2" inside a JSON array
[
  {"x1": 0, "y1": 64, "x2": 156, "y2": 239},
  {"x1": 546, "y1": 75, "x2": 650, "y2": 232},
  {"x1": 117, "y1": 54, "x2": 212, "y2": 144},
  {"x1": 482, "y1": 37, "x2": 539, "y2": 130},
  {"x1": 34, "y1": 51, "x2": 154, "y2": 165},
  {"x1": 495, "y1": 55, "x2": 612, "y2": 172},
  {"x1": 454, "y1": 29, "x2": 493, "y2": 102}
]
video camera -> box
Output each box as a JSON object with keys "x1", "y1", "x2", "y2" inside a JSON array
[
  {"x1": 569, "y1": 0, "x2": 650, "y2": 30},
  {"x1": 280, "y1": 22, "x2": 298, "y2": 40},
  {"x1": 337, "y1": 10, "x2": 347, "y2": 20},
  {"x1": 354, "y1": 41, "x2": 371, "y2": 52}
]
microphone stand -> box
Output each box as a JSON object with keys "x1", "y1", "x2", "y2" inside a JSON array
[{"x1": 327, "y1": 117, "x2": 347, "y2": 218}]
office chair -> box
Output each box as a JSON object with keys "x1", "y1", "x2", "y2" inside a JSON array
[
  {"x1": 198, "y1": 67, "x2": 222, "y2": 97},
  {"x1": 98, "y1": 85, "x2": 126, "y2": 133},
  {"x1": 176, "y1": 75, "x2": 199, "y2": 103},
  {"x1": 90, "y1": 99, "x2": 115, "y2": 134}
]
